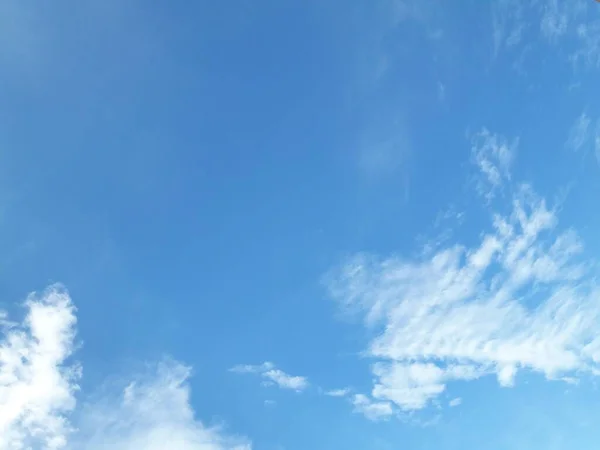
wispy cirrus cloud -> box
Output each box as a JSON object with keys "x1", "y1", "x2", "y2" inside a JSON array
[
  {"x1": 326, "y1": 129, "x2": 600, "y2": 418},
  {"x1": 230, "y1": 362, "x2": 308, "y2": 392},
  {"x1": 491, "y1": 0, "x2": 600, "y2": 70},
  {"x1": 0, "y1": 286, "x2": 249, "y2": 450},
  {"x1": 566, "y1": 112, "x2": 592, "y2": 152},
  {"x1": 471, "y1": 129, "x2": 516, "y2": 202},
  {"x1": 566, "y1": 112, "x2": 600, "y2": 167}
]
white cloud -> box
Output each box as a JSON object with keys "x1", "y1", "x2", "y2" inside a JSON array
[
  {"x1": 471, "y1": 129, "x2": 515, "y2": 201},
  {"x1": 0, "y1": 286, "x2": 79, "y2": 450},
  {"x1": 539, "y1": 0, "x2": 570, "y2": 41},
  {"x1": 351, "y1": 394, "x2": 393, "y2": 421},
  {"x1": 492, "y1": 0, "x2": 527, "y2": 56},
  {"x1": 0, "y1": 286, "x2": 249, "y2": 450},
  {"x1": 326, "y1": 129, "x2": 600, "y2": 416},
  {"x1": 72, "y1": 361, "x2": 250, "y2": 450},
  {"x1": 448, "y1": 397, "x2": 462, "y2": 407},
  {"x1": 566, "y1": 112, "x2": 591, "y2": 152},
  {"x1": 325, "y1": 388, "x2": 351, "y2": 397},
  {"x1": 492, "y1": 0, "x2": 600, "y2": 70},
  {"x1": 566, "y1": 113, "x2": 600, "y2": 165},
  {"x1": 230, "y1": 362, "x2": 308, "y2": 392},
  {"x1": 572, "y1": 21, "x2": 600, "y2": 68}
]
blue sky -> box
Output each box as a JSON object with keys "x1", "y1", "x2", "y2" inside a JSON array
[{"x1": 1, "y1": 0, "x2": 600, "y2": 449}]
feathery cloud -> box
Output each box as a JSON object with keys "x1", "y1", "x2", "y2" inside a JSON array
[
  {"x1": 566, "y1": 112, "x2": 591, "y2": 152},
  {"x1": 326, "y1": 129, "x2": 600, "y2": 417}
]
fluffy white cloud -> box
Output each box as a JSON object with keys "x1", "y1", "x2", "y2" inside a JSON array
[
  {"x1": 0, "y1": 286, "x2": 78, "y2": 450},
  {"x1": 326, "y1": 130, "x2": 600, "y2": 416},
  {"x1": 0, "y1": 286, "x2": 249, "y2": 450},
  {"x1": 351, "y1": 394, "x2": 393, "y2": 421},
  {"x1": 230, "y1": 362, "x2": 308, "y2": 392}
]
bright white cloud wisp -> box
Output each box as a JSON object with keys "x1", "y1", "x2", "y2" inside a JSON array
[
  {"x1": 230, "y1": 362, "x2": 308, "y2": 392},
  {"x1": 326, "y1": 129, "x2": 600, "y2": 418},
  {"x1": 0, "y1": 286, "x2": 249, "y2": 450}
]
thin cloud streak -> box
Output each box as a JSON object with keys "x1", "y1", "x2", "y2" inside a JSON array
[{"x1": 230, "y1": 362, "x2": 309, "y2": 392}]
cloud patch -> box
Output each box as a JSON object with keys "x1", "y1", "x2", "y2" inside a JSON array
[
  {"x1": 230, "y1": 362, "x2": 308, "y2": 392},
  {"x1": 351, "y1": 394, "x2": 393, "y2": 421},
  {"x1": 471, "y1": 129, "x2": 515, "y2": 201},
  {"x1": 0, "y1": 286, "x2": 249, "y2": 450},
  {"x1": 325, "y1": 388, "x2": 351, "y2": 398},
  {"x1": 326, "y1": 129, "x2": 600, "y2": 417},
  {"x1": 566, "y1": 112, "x2": 600, "y2": 167}
]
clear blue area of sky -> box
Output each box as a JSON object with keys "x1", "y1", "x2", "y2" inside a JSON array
[{"x1": 1, "y1": 1, "x2": 600, "y2": 449}]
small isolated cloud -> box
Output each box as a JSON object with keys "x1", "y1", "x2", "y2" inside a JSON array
[
  {"x1": 325, "y1": 388, "x2": 351, "y2": 398},
  {"x1": 572, "y1": 21, "x2": 600, "y2": 68},
  {"x1": 326, "y1": 129, "x2": 600, "y2": 417},
  {"x1": 230, "y1": 362, "x2": 308, "y2": 392},
  {"x1": 0, "y1": 286, "x2": 249, "y2": 450},
  {"x1": 351, "y1": 394, "x2": 393, "y2": 422},
  {"x1": 448, "y1": 397, "x2": 462, "y2": 407}
]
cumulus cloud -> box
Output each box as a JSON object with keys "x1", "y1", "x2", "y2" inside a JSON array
[
  {"x1": 230, "y1": 362, "x2": 308, "y2": 392},
  {"x1": 0, "y1": 286, "x2": 79, "y2": 450},
  {"x1": 0, "y1": 286, "x2": 249, "y2": 450},
  {"x1": 326, "y1": 129, "x2": 600, "y2": 417}
]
